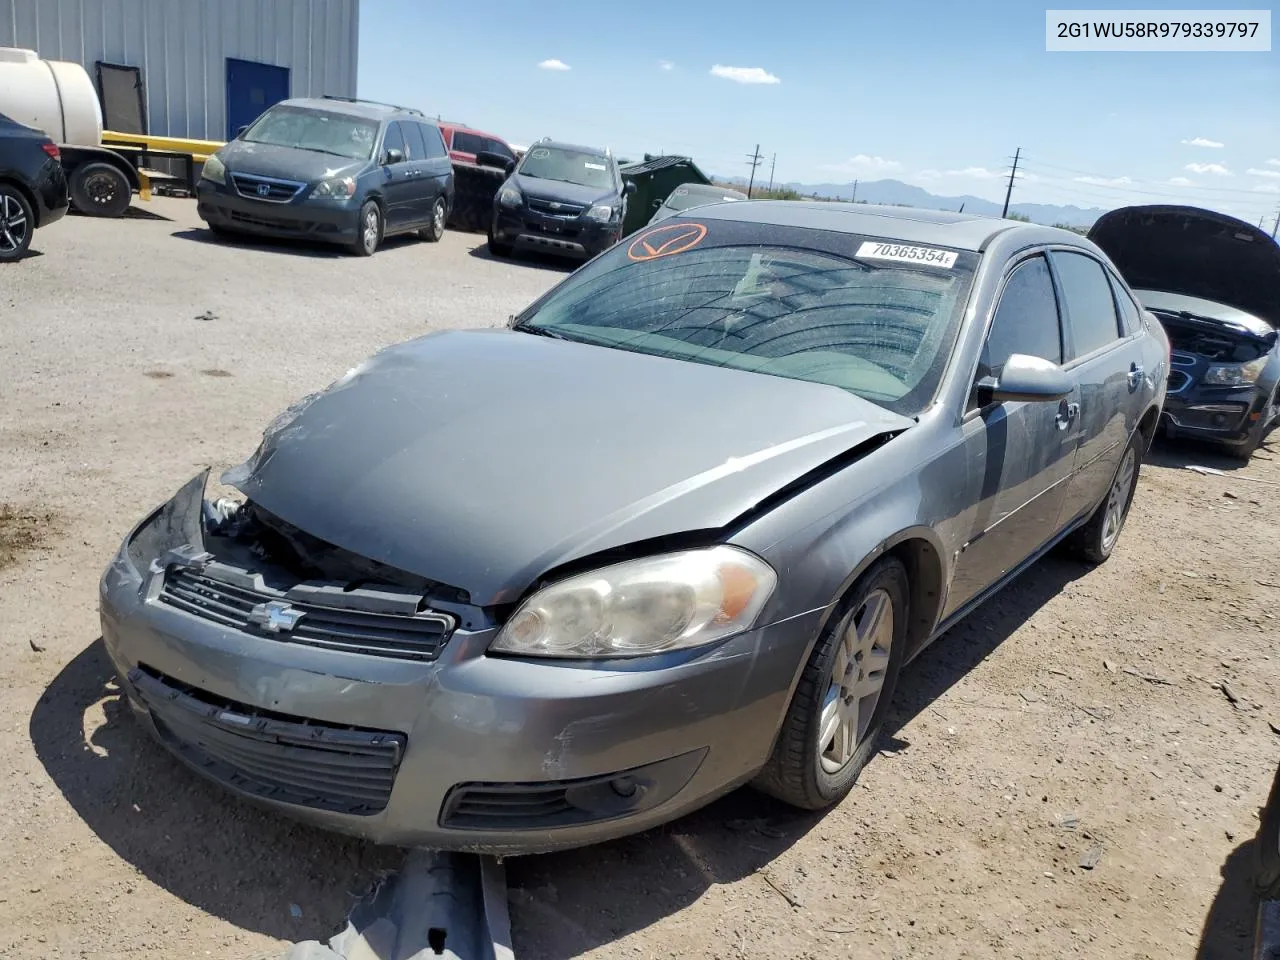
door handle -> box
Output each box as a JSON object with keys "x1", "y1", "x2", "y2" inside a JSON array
[
  {"x1": 1128, "y1": 363, "x2": 1144, "y2": 388},
  {"x1": 1055, "y1": 402, "x2": 1080, "y2": 430}
]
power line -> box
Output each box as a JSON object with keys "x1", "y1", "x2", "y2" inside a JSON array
[
  {"x1": 1001, "y1": 147, "x2": 1021, "y2": 218},
  {"x1": 745, "y1": 144, "x2": 763, "y2": 197}
]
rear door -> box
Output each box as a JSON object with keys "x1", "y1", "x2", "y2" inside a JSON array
[
  {"x1": 379, "y1": 122, "x2": 416, "y2": 229},
  {"x1": 1050, "y1": 249, "x2": 1143, "y2": 526},
  {"x1": 417, "y1": 122, "x2": 453, "y2": 209},
  {"x1": 946, "y1": 253, "x2": 1083, "y2": 614}
]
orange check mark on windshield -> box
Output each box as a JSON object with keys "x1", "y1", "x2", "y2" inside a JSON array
[{"x1": 627, "y1": 222, "x2": 709, "y2": 261}]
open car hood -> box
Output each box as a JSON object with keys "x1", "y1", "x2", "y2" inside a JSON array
[{"x1": 1088, "y1": 205, "x2": 1280, "y2": 329}]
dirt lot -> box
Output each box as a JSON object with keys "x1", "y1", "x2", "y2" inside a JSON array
[{"x1": 1, "y1": 199, "x2": 1276, "y2": 960}]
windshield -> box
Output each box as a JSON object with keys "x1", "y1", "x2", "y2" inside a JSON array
[
  {"x1": 518, "y1": 146, "x2": 614, "y2": 190},
  {"x1": 514, "y1": 219, "x2": 977, "y2": 415},
  {"x1": 242, "y1": 106, "x2": 378, "y2": 160},
  {"x1": 665, "y1": 185, "x2": 746, "y2": 211}
]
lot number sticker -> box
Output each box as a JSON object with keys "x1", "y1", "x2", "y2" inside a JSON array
[{"x1": 856, "y1": 241, "x2": 957, "y2": 268}]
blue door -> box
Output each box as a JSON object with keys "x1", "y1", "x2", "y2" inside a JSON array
[{"x1": 225, "y1": 58, "x2": 290, "y2": 139}]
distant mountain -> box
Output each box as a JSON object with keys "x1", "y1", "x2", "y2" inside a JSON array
[{"x1": 713, "y1": 176, "x2": 1107, "y2": 229}]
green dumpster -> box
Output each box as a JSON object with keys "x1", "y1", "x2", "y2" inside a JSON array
[{"x1": 619, "y1": 154, "x2": 712, "y2": 236}]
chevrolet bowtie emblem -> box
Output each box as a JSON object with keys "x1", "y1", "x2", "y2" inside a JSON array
[{"x1": 248, "y1": 600, "x2": 304, "y2": 634}]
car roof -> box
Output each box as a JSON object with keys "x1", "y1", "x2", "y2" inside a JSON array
[
  {"x1": 685, "y1": 200, "x2": 1080, "y2": 252},
  {"x1": 533, "y1": 140, "x2": 611, "y2": 160},
  {"x1": 275, "y1": 97, "x2": 425, "y2": 122}
]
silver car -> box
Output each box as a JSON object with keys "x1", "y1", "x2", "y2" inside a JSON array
[
  {"x1": 99, "y1": 202, "x2": 1168, "y2": 854},
  {"x1": 649, "y1": 182, "x2": 748, "y2": 224}
]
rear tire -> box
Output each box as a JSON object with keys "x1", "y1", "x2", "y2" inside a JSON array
[
  {"x1": 0, "y1": 184, "x2": 35, "y2": 263},
  {"x1": 70, "y1": 162, "x2": 132, "y2": 218},
  {"x1": 752, "y1": 557, "x2": 908, "y2": 811},
  {"x1": 1065, "y1": 432, "x2": 1142, "y2": 565},
  {"x1": 350, "y1": 200, "x2": 382, "y2": 257},
  {"x1": 419, "y1": 197, "x2": 447, "y2": 242}
]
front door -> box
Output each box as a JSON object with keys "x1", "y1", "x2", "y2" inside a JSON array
[
  {"x1": 225, "y1": 58, "x2": 290, "y2": 140},
  {"x1": 378, "y1": 122, "x2": 418, "y2": 230},
  {"x1": 946, "y1": 254, "x2": 1083, "y2": 615}
]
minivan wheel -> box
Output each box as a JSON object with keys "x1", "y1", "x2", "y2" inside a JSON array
[
  {"x1": 752, "y1": 557, "x2": 908, "y2": 811},
  {"x1": 420, "y1": 198, "x2": 447, "y2": 242},
  {"x1": 351, "y1": 200, "x2": 382, "y2": 257},
  {"x1": 1065, "y1": 432, "x2": 1142, "y2": 565},
  {"x1": 0, "y1": 185, "x2": 34, "y2": 262}
]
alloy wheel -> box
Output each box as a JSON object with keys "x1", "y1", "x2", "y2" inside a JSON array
[
  {"x1": 0, "y1": 193, "x2": 30, "y2": 254},
  {"x1": 1101, "y1": 447, "x2": 1137, "y2": 553},
  {"x1": 818, "y1": 588, "x2": 893, "y2": 774},
  {"x1": 433, "y1": 200, "x2": 445, "y2": 236},
  {"x1": 363, "y1": 207, "x2": 379, "y2": 253}
]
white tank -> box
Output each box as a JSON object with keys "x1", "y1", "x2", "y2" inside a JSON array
[{"x1": 0, "y1": 46, "x2": 103, "y2": 146}]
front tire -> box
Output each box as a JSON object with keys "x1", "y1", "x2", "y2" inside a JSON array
[
  {"x1": 420, "y1": 197, "x2": 447, "y2": 242},
  {"x1": 1065, "y1": 432, "x2": 1142, "y2": 565},
  {"x1": 0, "y1": 185, "x2": 35, "y2": 263},
  {"x1": 486, "y1": 227, "x2": 512, "y2": 257},
  {"x1": 70, "y1": 162, "x2": 132, "y2": 218},
  {"x1": 351, "y1": 200, "x2": 382, "y2": 257},
  {"x1": 1227, "y1": 388, "x2": 1278, "y2": 462},
  {"x1": 752, "y1": 557, "x2": 908, "y2": 811}
]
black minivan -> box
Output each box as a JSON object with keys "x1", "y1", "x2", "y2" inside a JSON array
[
  {"x1": 197, "y1": 97, "x2": 454, "y2": 257},
  {"x1": 484, "y1": 139, "x2": 634, "y2": 261}
]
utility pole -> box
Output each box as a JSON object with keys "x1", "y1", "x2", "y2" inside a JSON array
[
  {"x1": 1001, "y1": 147, "x2": 1021, "y2": 219},
  {"x1": 851, "y1": 179, "x2": 858, "y2": 203},
  {"x1": 745, "y1": 144, "x2": 763, "y2": 197},
  {"x1": 766, "y1": 154, "x2": 776, "y2": 192},
  {"x1": 1272, "y1": 205, "x2": 1280, "y2": 239}
]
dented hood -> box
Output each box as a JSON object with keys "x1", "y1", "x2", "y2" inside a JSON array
[
  {"x1": 1088, "y1": 205, "x2": 1280, "y2": 328},
  {"x1": 230, "y1": 329, "x2": 911, "y2": 605}
]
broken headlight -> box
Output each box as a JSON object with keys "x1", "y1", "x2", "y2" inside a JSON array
[
  {"x1": 488, "y1": 546, "x2": 777, "y2": 660},
  {"x1": 1203, "y1": 355, "x2": 1267, "y2": 387}
]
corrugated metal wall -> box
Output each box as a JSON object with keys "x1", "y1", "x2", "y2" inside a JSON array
[{"x1": 0, "y1": 0, "x2": 358, "y2": 140}]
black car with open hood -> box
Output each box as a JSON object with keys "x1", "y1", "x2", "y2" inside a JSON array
[{"x1": 1089, "y1": 205, "x2": 1280, "y2": 459}]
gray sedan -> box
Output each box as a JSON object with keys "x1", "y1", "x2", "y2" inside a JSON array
[{"x1": 99, "y1": 202, "x2": 1168, "y2": 853}]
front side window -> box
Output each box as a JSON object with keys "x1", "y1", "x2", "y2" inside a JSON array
[
  {"x1": 401, "y1": 121, "x2": 427, "y2": 160},
  {"x1": 978, "y1": 256, "x2": 1063, "y2": 384},
  {"x1": 242, "y1": 106, "x2": 378, "y2": 161},
  {"x1": 514, "y1": 220, "x2": 977, "y2": 416},
  {"x1": 1107, "y1": 269, "x2": 1141, "y2": 336},
  {"x1": 1053, "y1": 251, "x2": 1123, "y2": 359},
  {"x1": 381, "y1": 121, "x2": 406, "y2": 161},
  {"x1": 518, "y1": 146, "x2": 615, "y2": 190}
]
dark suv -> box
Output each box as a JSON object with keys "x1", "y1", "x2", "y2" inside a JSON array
[
  {"x1": 485, "y1": 139, "x2": 634, "y2": 261},
  {"x1": 197, "y1": 97, "x2": 454, "y2": 257}
]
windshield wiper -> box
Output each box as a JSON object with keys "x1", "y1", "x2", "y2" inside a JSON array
[{"x1": 512, "y1": 319, "x2": 573, "y2": 340}]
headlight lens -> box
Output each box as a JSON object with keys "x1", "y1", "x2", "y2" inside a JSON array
[
  {"x1": 200, "y1": 153, "x2": 226, "y2": 184},
  {"x1": 499, "y1": 186, "x2": 522, "y2": 207},
  {"x1": 1203, "y1": 355, "x2": 1267, "y2": 387},
  {"x1": 585, "y1": 204, "x2": 614, "y2": 222},
  {"x1": 489, "y1": 546, "x2": 777, "y2": 659},
  {"x1": 312, "y1": 176, "x2": 356, "y2": 200}
]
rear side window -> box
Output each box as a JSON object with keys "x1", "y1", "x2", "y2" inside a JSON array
[
  {"x1": 1053, "y1": 251, "x2": 1123, "y2": 359},
  {"x1": 419, "y1": 123, "x2": 447, "y2": 159},
  {"x1": 1107, "y1": 270, "x2": 1141, "y2": 336},
  {"x1": 452, "y1": 131, "x2": 486, "y2": 155},
  {"x1": 978, "y1": 256, "x2": 1063, "y2": 385},
  {"x1": 401, "y1": 121, "x2": 427, "y2": 160},
  {"x1": 382, "y1": 122, "x2": 406, "y2": 161}
]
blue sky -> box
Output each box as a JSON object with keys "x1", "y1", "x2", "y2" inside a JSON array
[{"x1": 358, "y1": 0, "x2": 1280, "y2": 225}]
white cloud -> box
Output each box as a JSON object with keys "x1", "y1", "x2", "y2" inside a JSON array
[
  {"x1": 822, "y1": 154, "x2": 902, "y2": 174},
  {"x1": 1181, "y1": 137, "x2": 1224, "y2": 148},
  {"x1": 1269, "y1": 158, "x2": 1280, "y2": 168},
  {"x1": 537, "y1": 59, "x2": 571, "y2": 71},
  {"x1": 1247, "y1": 167, "x2": 1280, "y2": 178},
  {"x1": 709, "y1": 64, "x2": 781, "y2": 85},
  {"x1": 658, "y1": 60, "x2": 674, "y2": 71},
  {"x1": 946, "y1": 166, "x2": 1001, "y2": 180},
  {"x1": 1254, "y1": 182, "x2": 1280, "y2": 194},
  {"x1": 1186, "y1": 162, "x2": 1231, "y2": 176},
  {"x1": 1074, "y1": 175, "x2": 1132, "y2": 186},
  {"x1": 1168, "y1": 176, "x2": 1194, "y2": 186},
  {"x1": 914, "y1": 169, "x2": 943, "y2": 181}
]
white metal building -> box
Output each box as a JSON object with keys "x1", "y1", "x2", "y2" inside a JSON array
[{"x1": 0, "y1": 0, "x2": 358, "y2": 141}]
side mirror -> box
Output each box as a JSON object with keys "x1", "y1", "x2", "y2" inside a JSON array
[
  {"x1": 975, "y1": 353, "x2": 1072, "y2": 405},
  {"x1": 383, "y1": 148, "x2": 404, "y2": 165},
  {"x1": 475, "y1": 149, "x2": 513, "y2": 172},
  {"x1": 623, "y1": 181, "x2": 637, "y2": 196}
]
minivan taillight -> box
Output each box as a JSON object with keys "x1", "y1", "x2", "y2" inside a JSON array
[{"x1": 41, "y1": 142, "x2": 60, "y2": 159}]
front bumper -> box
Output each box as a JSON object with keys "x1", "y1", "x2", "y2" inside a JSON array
[
  {"x1": 1160, "y1": 386, "x2": 1267, "y2": 446},
  {"x1": 98, "y1": 494, "x2": 814, "y2": 853},
  {"x1": 196, "y1": 180, "x2": 359, "y2": 243},
  {"x1": 491, "y1": 206, "x2": 620, "y2": 259}
]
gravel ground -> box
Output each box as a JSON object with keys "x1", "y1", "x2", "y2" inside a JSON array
[{"x1": 1, "y1": 198, "x2": 1276, "y2": 960}]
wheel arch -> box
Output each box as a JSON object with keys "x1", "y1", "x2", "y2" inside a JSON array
[
  {"x1": 1135, "y1": 404, "x2": 1160, "y2": 452},
  {"x1": 60, "y1": 147, "x2": 141, "y2": 192}
]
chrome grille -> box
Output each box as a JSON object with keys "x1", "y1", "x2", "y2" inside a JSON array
[
  {"x1": 526, "y1": 197, "x2": 585, "y2": 217},
  {"x1": 231, "y1": 173, "x2": 306, "y2": 203},
  {"x1": 130, "y1": 666, "x2": 404, "y2": 816},
  {"x1": 158, "y1": 566, "x2": 455, "y2": 662},
  {"x1": 1167, "y1": 369, "x2": 1191, "y2": 393}
]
